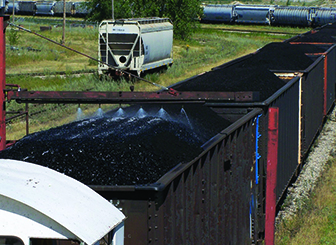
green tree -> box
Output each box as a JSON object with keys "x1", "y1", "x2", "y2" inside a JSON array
[
  {"x1": 165, "y1": 0, "x2": 203, "y2": 40},
  {"x1": 84, "y1": 0, "x2": 133, "y2": 22},
  {"x1": 84, "y1": 0, "x2": 203, "y2": 40}
]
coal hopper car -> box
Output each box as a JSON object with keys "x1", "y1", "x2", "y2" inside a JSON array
[{"x1": 98, "y1": 17, "x2": 173, "y2": 77}]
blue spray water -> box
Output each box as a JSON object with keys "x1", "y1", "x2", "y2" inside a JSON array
[
  {"x1": 114, "y1": 108, "x2": 125, "y2": 118},
  {"x1": 156, "y1": 107, "x2": 171, "y2": 120},
  {"x1": 180, "y1": 107, "x2": 193, "y2": 129},
  {"x1": 96, "y1": 108, "x2": 104, "y2": 117},
  {"x1": 77, "y1": 107, "x2": 83, "y2": 121},
  {"x1": 135, "y1": 107, "x2": 147, "y2": 118}
]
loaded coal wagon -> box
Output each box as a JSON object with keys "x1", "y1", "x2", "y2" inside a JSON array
[
  {"x1": 98, "y1": 17, "x2": 173, "y2": 77},
  {"x1": 0, "y1": 102, "x2": 266, "y2": 244}
]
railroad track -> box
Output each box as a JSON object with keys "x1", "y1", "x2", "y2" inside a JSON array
[
  {"x1": 6, "y1": 69, "x2": 96, "y2": 78},
  {"x1": 202, "y1": 26, "x2": 305, "y2": 36}
]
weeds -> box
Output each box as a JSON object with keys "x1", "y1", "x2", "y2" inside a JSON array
[{"x1": 276, "y1": 156, "x2": 336, "y2": 244}]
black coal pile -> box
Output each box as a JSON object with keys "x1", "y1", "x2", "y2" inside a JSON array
[
  {"x1": 0, "y1": 104, "x2": 231, "y2": 186},
  {"x1": 171, "y1": 66, "x2": 286, "y2": 101},
  {"x1": 293, "y1": 26, "x2": 336, "y2": 43},
  {"x1": 234, "y1": 42, "x2": 316, "y2": 70}
]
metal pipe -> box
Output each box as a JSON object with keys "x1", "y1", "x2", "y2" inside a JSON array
[
  {"x1": 6, "y1": 90, "x2": 258, "y2": 104},
  {"x1": 25, "y1": 103, "x2": 29, "y2": 135},
  {"x1": 62, "y1": 0, "x2": 66, "y2": 44}
]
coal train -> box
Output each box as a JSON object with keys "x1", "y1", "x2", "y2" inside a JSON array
[
  {"x1": 202, "y1": 4, "x2": 336, "y2": 27},
  {"x1": 4, "y1": 1, "x2": 336, "y2": 28},
  {"x1": 5, "y1": 1, "x2": 88, "y2": 17},
  {"x1": 2, "y1": 19, "x2": 336, "y2": 245}
]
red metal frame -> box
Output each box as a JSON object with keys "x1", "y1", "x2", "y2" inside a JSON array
[
  {"x1": 0, "y1": 17, "x2": 6, "y2": 150},
  {"x1": 323, "y1": 55, "x2": 328, "y2": 115},
  {"x1": 265, "y1": 107, "x2": 279, "y2": 245},
  {"x1": 290, "y1": 41, "x2": 335, "y2": 45},
  {"x1": 6, "y1": 90, "x2": 259, "y2": 104}
]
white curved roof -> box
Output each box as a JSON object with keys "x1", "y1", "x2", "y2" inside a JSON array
[{"x1": 0, "y1": 159, "x2": 125, "y2": 245}]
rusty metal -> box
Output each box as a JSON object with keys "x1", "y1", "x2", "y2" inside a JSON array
[
  {"x1": 6, "y1": 90, "x2": 259, "y2": 104},
  {"x1": 290, "y1": 41, "x2": 335, "y2": 45},
  {"x1": 0, "y1": 16, "x2": 6, "y2": 150},
  {"x1": 265, "y1": 107, "x2": 279, "y2": 245}
]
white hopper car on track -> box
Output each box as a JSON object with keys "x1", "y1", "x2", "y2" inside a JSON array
[{"x1": 98, "y1": 17, "x2": 173, "y2": 77}]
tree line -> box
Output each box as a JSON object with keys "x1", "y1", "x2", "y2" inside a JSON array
[{"x1": 84, "y1": 0, "x2": 203, "y2": 40}]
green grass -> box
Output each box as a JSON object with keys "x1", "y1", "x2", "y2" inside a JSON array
[
  {"x1": 275, "y1": 157, "x2": 336, "y2": 245},
  {"x1": 6, "y1": 19, "x2": 98, "y2": 74}
]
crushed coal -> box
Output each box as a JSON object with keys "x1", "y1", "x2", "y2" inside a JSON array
[
  {"x1": 233, "y1": 42, "x2": 316, "y2": 71},
  {"x1": 171, "y1": 66, "x2": 286, "y2": 101},
  {"x1": 172, "y1": 42, "x2": 324, "y2": 101},
  {"x1": 0, "y1": 104, "x2": 232, "y2": 186},
  {"x1": 292, "y1": 25, "x2": 336, "y2": 43}
]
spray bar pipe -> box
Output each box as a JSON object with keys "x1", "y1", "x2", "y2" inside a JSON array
[
  {"x1": 7, "y1": 90, "x2": 259, "y2": 104},
  {"x1": 8, "y1": 23, "x2": 175, "y2": 93}
]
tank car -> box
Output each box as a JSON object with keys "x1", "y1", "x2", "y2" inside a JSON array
[
  {"x1": 53, "y1": 1, "x2": 74, "y2": 17},
  {"x1": 234, "y1": 4, "x2": 275, "y2": 25},
  {"x1": 311, "y1": 7, "x2": 336, "y2": 26},
  {"x1": 98, "y1": 17, "x2": 173, "y2": 77},
  {"x1": 73, "y1": 2, "x2": 88, "y2": 17},
  {"x1": 18, "y1": 1, "x2": 36, "y2": 15},
  {"x1": 5, "y1": 2, "x2": 19, "y2": 15},
  {"x1": 271, "y1": 6, "x2": 312, "y2": 27},
  {"x1": 201, "y1": 4, "x2": 235, "y2": 23},
  {"x1": 35, "y1": 1, "x2": 55, "y2": 16}
]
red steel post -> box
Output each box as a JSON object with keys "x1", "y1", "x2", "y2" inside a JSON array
[
  {"x1": 265, "y1": 107, "x2": 279, "y2": 245},
  {"x1": 323, "y1": 55, "x2": 327, "y2": 115},
  {"x1": 0, "y1": 16, "x2": 5, "y2": 151}
]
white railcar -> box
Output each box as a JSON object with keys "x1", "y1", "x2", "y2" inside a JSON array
[
  {"x1": 0, "y1": 159, "x2": 125, "y2": 245},
  {"x1": 98, "y1": 17, "x2": 173, "y2": 77}
]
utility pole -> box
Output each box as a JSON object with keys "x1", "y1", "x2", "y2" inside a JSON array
[
  {"x1": 62, "y1": 0, "x2": 66, "y2": 44},
  {"x1": 112, "y1": 0, "x2": 114, "y2": 20},
  {"x1": 12, "y1": 0, "x2": 14, "y2": 22}
]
